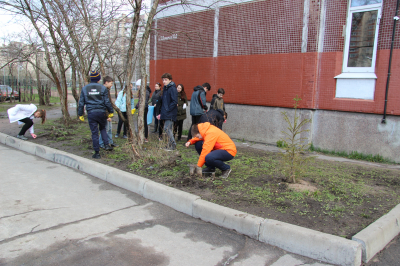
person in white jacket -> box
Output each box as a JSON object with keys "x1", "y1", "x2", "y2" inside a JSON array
[{"x1": 7, "y1": 103, "x2": 46, "y2": 140}]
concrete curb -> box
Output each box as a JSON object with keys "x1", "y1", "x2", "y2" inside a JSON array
[
  {"x1": 143, "y1": 181, "x2": 200, "y2": 216},
  {"x1": 106, "y1": 168, "x2": 148, "y2": 197},
  {"x1": 352, "y1": 204, "x2": 400, "y2": 263},
  {"x1": 2, "y1": 131, "x2": 400, "y2": 266},
  {"x1": 193, "y1": 199, "x2": 264, "y2": 240},
  {"x1": 259, "y1": 219, "x2": 362, "y2": 266},
  {"x1": 0, "y1": 132, "x2": 8, "y2": 144}
]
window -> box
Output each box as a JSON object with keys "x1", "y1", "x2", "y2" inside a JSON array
[
  {"x1": 334, "y1": 0, "x2": 383, "y2": 100},
  {"x1": 342, "y1": 0, "x2": 382, "y2": 73}
]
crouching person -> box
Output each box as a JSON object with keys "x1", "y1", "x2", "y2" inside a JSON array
[{"x1": 185, "y1": 122, "x2": 236, "y2": 178}]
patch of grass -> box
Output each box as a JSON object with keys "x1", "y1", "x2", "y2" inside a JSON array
[
  {"x1": 309, "y1": 143, "x2": 396, "y2": 164},
  {"x1": 276, "y1": 140, "x2": 288, "y2": 148}
]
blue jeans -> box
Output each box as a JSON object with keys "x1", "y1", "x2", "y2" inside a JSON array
[
  {"x1": 88, "y1": 112, "x2": 108, "y2": 152},
  {"x1": 195, "y1": 141, "x2": 233, "y2": 171},
  {"x1": 164, "y1": 119, "x2": 176, "y2": 149},
  {"x1": 99, "y1": 120, "x2": 114, "y2": 147}
]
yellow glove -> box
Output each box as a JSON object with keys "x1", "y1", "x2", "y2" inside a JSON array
[
  {"x1": 131, "y1": 108, "x2": 136, "y2": 115},
  {"x1": 108, "y1": 113, "x2": 114, "y2": 118},
  {"x1": 79, "y1": 116, "x2": 84, "y2": 122}
]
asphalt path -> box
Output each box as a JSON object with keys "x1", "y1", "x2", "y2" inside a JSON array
[{"x1": 0, "y1": 144, "x2": 331, "y2": 266}]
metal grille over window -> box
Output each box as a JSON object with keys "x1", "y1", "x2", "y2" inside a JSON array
[{"x1": 348, "y1": 10, "x2": 378, "y2": 67}]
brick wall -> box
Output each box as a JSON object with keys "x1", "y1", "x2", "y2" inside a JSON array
[{"x1": 151, "y1": 0, "x2": 400, "y2": 115}]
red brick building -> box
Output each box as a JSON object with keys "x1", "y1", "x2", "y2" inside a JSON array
[{"x1": 150, "y1": 0, "x2": 400, "y2": 161}]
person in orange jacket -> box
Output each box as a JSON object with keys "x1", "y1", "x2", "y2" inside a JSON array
[{"x1": 185, "y1": 122, "x2": 236, "y2": 178}]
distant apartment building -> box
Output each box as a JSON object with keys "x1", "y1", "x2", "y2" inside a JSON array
[
  {"x1": 150, "y1": 0, "x2": 400, "y2": 161},
  {"x1": 108, "y1": 14, "x2": 150, "y2": 85}
]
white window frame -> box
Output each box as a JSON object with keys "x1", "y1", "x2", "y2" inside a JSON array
[{"x1": 342, "y1": 2, "x2": 382, "y2": 73}]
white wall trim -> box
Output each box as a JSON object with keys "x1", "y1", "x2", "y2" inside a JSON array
[
  {"x1": 334, "y1": 72, "x2": 377, "y2": 79},
  {"x1": 317, "y1": 0, "x2": 327, "y2": 53},
  {"x1": 302, "y1": 0, "x2": 310, "y2": 53},
  {"x1": 213, "y1": 6, "x2": 220, "y2": 57}
]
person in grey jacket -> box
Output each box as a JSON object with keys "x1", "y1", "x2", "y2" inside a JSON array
[
  {"x1": 78, "y1": 70, "x2": 114, "y2": 159},
  {"x1": 187, "y1": 82, "x2": 211, "y2": 141}
]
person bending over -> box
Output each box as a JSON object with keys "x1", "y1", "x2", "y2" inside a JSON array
[
  {"x1": 199, "y1": 108, "x2": 227, "y2": 130},
  {"x1": 185, "y1": 122, "x2": 236, "y2": 178},
  {"x1": 8, "y1": 103, "x2": 46, "y2": 140}
]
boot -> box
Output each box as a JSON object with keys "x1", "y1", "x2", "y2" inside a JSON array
[{"x1": 104, "y1": 144, "x2": 113, "y2": 151}]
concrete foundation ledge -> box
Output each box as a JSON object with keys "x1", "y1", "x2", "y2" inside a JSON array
[
  {"x1": 106, "y1": 168, "x2": 148, "y2": 196},
  {"x1": 192, "y1": 199, "x2": 264, "y2": 240},
  {"x1": 143, "y1": 181, "x2": 200, "y2": 216},
  {"x1": 352, "y1": 203, "x2": 400, "y2": 263},
  {"x1": 259, "y1": 219, "x2": 362, "y2": 266},
  {"x1": 0, "y1": 132, "x2": 8, "y2": 144}
]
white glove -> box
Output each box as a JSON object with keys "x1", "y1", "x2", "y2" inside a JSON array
[{"x1": 183, "y1": 103, "x2": 187, "y2": 109}]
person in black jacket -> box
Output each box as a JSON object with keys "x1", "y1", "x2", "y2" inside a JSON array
[
  {"x1": 156, "y1": 73, "x2": 178, "y2": 150},
  {"x1": 151, "y1": 82, "x2": 162, "y2": 133},
  {"x1": 78, "y1": 71, "x2": 114, "y2": 159},
  {"x1": 174, "y1": 84, "x2": 188, "y2": 141},
  {"x1": 154, "y1": 89, "x2": 164, "y2": 140}
]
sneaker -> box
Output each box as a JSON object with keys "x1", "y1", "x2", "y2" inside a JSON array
[
  {"x1": 144, "y1": 139, "x2": 148, "y2": 143},
  {"x1": 104, "y1": 144, "x2": 113, "y2": 151},
  {"x1": 92, "y1": 153, "x2": 101, "y2": 159},
  {"x1": 115, "y1": 134, "x2": 119, "y2": 138},
  {"x1": 202, "y1": 167, "x2": 215, "y2": 173},
  {"x1": 221, "y1": 168, "x2": 232, "y2": 179},
  {"x1": 123, "y1": 135, "x2": 128, "y2": 139},
  {"x1": 110, "y1": 143, "x2": 119, "y2": 147},
  {"x1": 99, "y1": 145, "x2": 105, "y2": 149},
  {"x1": 16, "y1": 135, "x2": 28, "y2": 140}
]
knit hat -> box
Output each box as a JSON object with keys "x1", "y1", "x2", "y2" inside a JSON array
[{"x1": 89, "y1": 71, "x2": 101, "y2": 82}]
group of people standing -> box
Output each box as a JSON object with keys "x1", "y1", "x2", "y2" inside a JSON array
[{"x1": 8, "y1": 70, "x2": 236, "y2": 178}]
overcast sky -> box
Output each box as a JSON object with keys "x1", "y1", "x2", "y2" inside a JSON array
[{"x1": 0, "y1": 0, "x2": 151, "y2": 44}]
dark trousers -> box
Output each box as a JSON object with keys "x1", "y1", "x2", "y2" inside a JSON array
[
  {"x1": 187, "y1": 115, "x2": 202, "y2": 141},
  {"x1": 152, "y1": 109, "x2": 158, "y2": 132},
  {"x1": 144, "y1": 108, "x2": 148, "y2": 139},
  {"x1": 18, "y1": 118, "x2": 33, "y2": 136},
  {"x1": 158, "y1": 119, "x2": 164, "y2": 138},
  {"x1": 174, "y1": 120, "x2": 184, "y2": 140},
  {"x1": 88, "y1": 112, "x2": 108, "y2": 152},
  {"x1": 117, "y1": 111, "x2": 127, "y2": 136},
  {"x1": 194, "y1": 141, "x2": 233, "y2": 171}
]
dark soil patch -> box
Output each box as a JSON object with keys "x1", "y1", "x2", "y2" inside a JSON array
[{"x1": 1, "y1": 115, "x2": 399, "y2": 239}]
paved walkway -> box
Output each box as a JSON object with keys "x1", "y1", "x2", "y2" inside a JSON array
[{"x1": 0, "y1": 144, "x2": 330, "y2": 266}]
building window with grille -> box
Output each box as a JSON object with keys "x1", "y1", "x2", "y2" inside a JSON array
[{"x1": 335, "y1": 0, "x2": 383, "y2": 100}]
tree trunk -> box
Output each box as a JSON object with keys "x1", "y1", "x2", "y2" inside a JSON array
[
  {"x1": 137, "y1": 0, "x2": 159, "y2": 144},
  {"x1": 45, "y1": 83, "x2": 50, "y2": 106}
]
